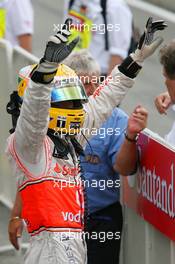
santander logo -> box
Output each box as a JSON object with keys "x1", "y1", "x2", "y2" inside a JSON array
[
  {"x1": 137, "y1": 163, "x2": 175, "y2": 218},
  {"x1": 54, "y1": 163, "x2": 80, "y2": 177}
]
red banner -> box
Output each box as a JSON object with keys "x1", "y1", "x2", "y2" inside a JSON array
[{"x1": 123, "y1": 131, "x2": 175, "y2": 241}]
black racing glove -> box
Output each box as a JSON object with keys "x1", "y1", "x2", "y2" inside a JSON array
[
  {"x1": 31, "y1": 18, "x2": 79, "y2": 84},
  {"x1": 119, "y1": 17, "x2": 167, "y2": 78}
]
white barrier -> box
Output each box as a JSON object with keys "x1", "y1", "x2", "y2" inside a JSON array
[
  {"x1": 0, "y1": 41, "x2": 38, "y2": 209},
  {"x1": 121, "y1": 129, "x2": 175, "y2": 264},
  {"x1": 13, "y1": 46, "x2": 39, "y2": 87}
]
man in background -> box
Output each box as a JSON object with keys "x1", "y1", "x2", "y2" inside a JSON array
[
  {"x1": 154, "y1": 40, "x2": 175, "y2": 146},
  {"x1": 0, "y1": 0, "x2": 33, "y2": 52},
  {"x1": 66, "y1": 0, "x2": 132, "y2": 76}
]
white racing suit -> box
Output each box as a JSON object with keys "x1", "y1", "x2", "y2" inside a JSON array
[{"x1": 6, "y1": 66, "x2": 134, "y2": 264}]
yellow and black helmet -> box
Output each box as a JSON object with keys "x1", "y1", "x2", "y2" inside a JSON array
[{"x1": 16, "y1": 64, "x2": 88, "y2": 135}]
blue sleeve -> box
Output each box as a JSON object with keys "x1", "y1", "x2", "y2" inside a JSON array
[{"x1": 106, "y1": 108, "x2": 128, "y2": 167}]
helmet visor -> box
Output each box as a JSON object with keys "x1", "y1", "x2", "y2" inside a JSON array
[{"x1": 51, "y1": 78, "x2": 88, "y2": 103}]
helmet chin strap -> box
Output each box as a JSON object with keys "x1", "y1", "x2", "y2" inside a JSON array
[{"x1": 47, "y1": 129, "x2": 84, "y2": 161}]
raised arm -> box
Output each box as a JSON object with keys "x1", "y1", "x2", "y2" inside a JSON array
[
  {"x1": 83, "y1": 17, "x2": 167, "y2": 140},
  {"x1": 14, "y1": 19, "x2": 79, "y2": 164}
]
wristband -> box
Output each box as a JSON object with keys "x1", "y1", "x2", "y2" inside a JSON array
[
  {"x1": 118, "y1": 56, "x2": 142, "y2": 79},
  {"x1": 31, "y1": 70, "x2": 57, "y2": 84},
  {"x1": 30, "y1": 60, "x2": 57, "y2": 84},
  {"x1": 9, "y1": 216, "x2": 21, "y2": 222},
  {"x1": 124, "y1": 131, "x2": 138, "y2": 143}
]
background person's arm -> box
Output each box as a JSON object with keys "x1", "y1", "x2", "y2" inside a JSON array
[
  {"x1": 107, "y1": 0, "x2": 132, "y2": 75},
  {"x1": 9, "y1": 0, "x2": 34, "y2": 51},
  {"x1": 18, "y1": 34, "x2": 32, "y2": 52},
  {"x1": 114, "y1": 105, "x2": 148, "y2": 175},
  {"x1": 154, "y1": 91, "x2": 172, "y2": 114},
  {"x1": 108, "y1": 55, "x2": 123, "y2": 76}
]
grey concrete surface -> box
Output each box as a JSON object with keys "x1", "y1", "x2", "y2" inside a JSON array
[
  {"x1": 143, "y1": 0, "x2": 175, "y2": 12},
  {"x1": 1, "y1": 0, "x2": 175, "y2": 263},
  {"x1": 32, "y1": 0, "x2": 65, "y2": 58}
]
